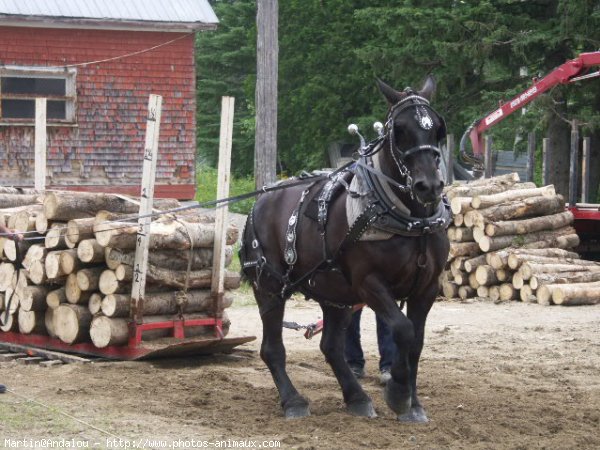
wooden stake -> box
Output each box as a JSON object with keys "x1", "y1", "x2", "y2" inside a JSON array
[
  {"x1": 35, "y1": 98, "x2": 47, "y2": 191},
  {"x1": 131, "y1": 94, "x2": 162, "y2": 323},
  {"x1": 212, "y1": 96, "x2": 235, "y2": 320}
]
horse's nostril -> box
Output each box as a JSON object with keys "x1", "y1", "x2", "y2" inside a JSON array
[{"x1": 414, "y1": 181, "x2": 427, "y2": 193}]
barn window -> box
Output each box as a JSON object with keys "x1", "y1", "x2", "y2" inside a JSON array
[{"x1": 0, "y1": 66, "x2": 76, "y2": 124}]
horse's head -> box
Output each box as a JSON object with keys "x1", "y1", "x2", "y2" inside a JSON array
[{"x1": 376, "y1": 76, "x2": 446, "y2": 207}]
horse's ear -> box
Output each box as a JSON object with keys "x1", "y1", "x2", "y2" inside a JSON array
[
  {"x1": 418, "y1": 75, "x2": 437, "y2": 101},
  {"x1": 376, "y1": 78, "x2": 404, "y2": 105}
]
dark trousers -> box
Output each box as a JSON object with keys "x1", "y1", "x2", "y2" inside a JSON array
[{"x1": 344, "y1": 308, "x2": 396, "y2": 372}]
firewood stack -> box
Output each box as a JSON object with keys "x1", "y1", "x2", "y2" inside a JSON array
[
  {"x1": 442, "y1": 173, "x2": 600, "y2": 306},
  {"x1": 0, "y1": 190, "x2": 240, "y2": 347}
]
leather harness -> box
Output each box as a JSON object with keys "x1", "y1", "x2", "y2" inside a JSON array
[{"x1": 241, "y1": 93, "x2": 452, "y2": 312}]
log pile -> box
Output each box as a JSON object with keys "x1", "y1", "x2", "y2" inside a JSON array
[
  {"x1": 442, "y1": 173, "x2": 600, "y2": 306},
  {"x1": 0, "y1": 190, "x2": 240, "y2": 346}
]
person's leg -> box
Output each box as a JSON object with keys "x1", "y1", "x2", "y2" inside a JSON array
[
  {"x1": 344, "y1": 309, "x2": 365, "y2": 377},
  {"x1": 376, "y1": 313, "x2": 397, "y2": 383}
]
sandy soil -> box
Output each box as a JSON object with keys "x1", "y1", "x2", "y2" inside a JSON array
[{"x1": 1, "y1": 297, "x2": 599, "y2": 450}]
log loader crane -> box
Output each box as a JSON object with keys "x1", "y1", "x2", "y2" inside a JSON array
[{"x1": 459, "y1": 51, "x2": 600, "y2": 257}]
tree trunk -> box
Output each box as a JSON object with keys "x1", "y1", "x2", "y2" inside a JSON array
[
  {"x1": 499, "y1": 283, "x2": 518, "y2": 301},
  {"x1": 23, "y1": 244, "x2": 47, "y2": 271},
  {"x1": 45, "y1": 308, "x2": 57, "y2": 338},
  {"x1": 478, "y1": 226, "x2": 576, "y2": 253},
  {"x1": 471, "y1": 185, "x2": 555, "y2": 209},
  {"x1": 65, "y1": 273, "x2": 93, "y2": 304},
  {"x1": 77, "y1": 239, "x2": 105, "y2": 263},
  {"x1": 471, "y1": 195, "x2": 566, "y2": 228},
  {"x1": 113, "y1": 264, "x2": 132, "y2": 282},
  {"x1": 0, "y1": 262, "x2": 15, "y2": 291},
  {"x1": 65, "y1": 218, "x2": 96, "y2": 248},
  {"x1": 519, "y1": 262, "x2": 600, "y2": 280},
  {"x1": 88, "y1": 292, "x2": 103, "y2": 315},
  {"x1": 450, "y1": 197, "x2": 473, "y2": 215},
  {"x1": 488, "y1": 285, "x2": 500, "y2": 302},
  {"x1": 144, "y1": 266, "x2": 242, "y2": 290},
  {"x1": 94, "y1": 220, "x2": 239, "y2": 250},
  {"x1": 508, "y1": 254, "x2": 599, "y2": 271},
  {"x1": 106, "y1": 246, "x2": 233, "y2": 271},
  {"x1": 18, "y1": 309, "x2": 46, "y2": 334},
  {"x1": 4, "y1": 239, "x2": 34, "y2": 262},
  {"x1": 46, "y1": 287, "x2": 67, "y2": 309},
  {"x1": 0, "y1": 312, "x2": 17, "y2": 332},
  {"x1": 475, "y1": 265, "x2": 498, "y2": 286},
  {"x1": 448, "y1": 242, "x2": 481, "y2": 259},
  {"x1": 464, "y1": 254, "x2": 488, "y2": 273},
  {"x1": 458, "y1": 286, "x2": 476, "y2": 300},
  {"x1": 43, "y1": 192, "x2": 180, "y2": 221},
  {"x1": 20, "y1": 286, "x2": 50, "y2": 311},
  {"x1": 445, "y1": 173, "x2": 520, "y2": 199},
  {"x1": 28, "y1": 260, "x2": 47, "y2": 285},
  {"x1": 76, "y1": 267, "x2": 105, "y2": 291},
  {"x1": 519, "y1": 284, "x2": 536, "y2": 303},
  {"x1": 35, "y1": 212, "x2": 49, "y2": 234},
  {"x1": 484, "y1": 211, "x2": 573, "y2": 237},
  {"x1": 58, "y1": 249, "x2": 83, "y2": 275},
  {"x1": 54, "y1": 304, "x2": 92, "y2": 344},
  {"x1": 101, "y1": 290, "x2": 234, "y2": 318},
  {"x1": 550, "y1": 281, "x2": 600, "y2": 305},
  {"x1": 0, "y1": 193, "x2": 42, "y2": 208},
  {"x1": 44, "y1": 223, "x2": 68, "y2": 250},
  {"x1": 530, "y1": 271, "x2": 600, "y2": 290},
  {"x1": 442, "y1": 281, "x2": 458, "y2": 298}
]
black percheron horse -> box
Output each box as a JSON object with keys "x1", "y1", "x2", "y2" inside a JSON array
[{"x1": 240, "y1": 76, "x2": 451, "y2": 422}]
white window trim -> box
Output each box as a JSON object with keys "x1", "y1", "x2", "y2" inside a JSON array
[{"x1": 0, "y1": 65, "x2": 77, "y2": 125}]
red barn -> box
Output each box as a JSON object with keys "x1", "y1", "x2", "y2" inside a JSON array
[{"x1": 0, "y1": 0, "x2": 218, "y2": 199}]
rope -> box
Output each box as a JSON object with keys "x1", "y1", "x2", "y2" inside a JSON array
[{"x1": 45, "y1": 33, "x2": 194, "y2": 70}]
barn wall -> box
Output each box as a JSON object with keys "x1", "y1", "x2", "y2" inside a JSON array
[{"x1": 0, "y1": 26, "x2": 196, "y2": 198}]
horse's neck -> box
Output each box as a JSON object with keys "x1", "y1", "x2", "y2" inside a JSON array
[{"x1": 371, "y1": 149, "x2": 433, "y2": 219}]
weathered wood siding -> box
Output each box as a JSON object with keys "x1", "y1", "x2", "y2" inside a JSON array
[{"x1": 0, "y1": 27, "x2": 196, "y2": 198}]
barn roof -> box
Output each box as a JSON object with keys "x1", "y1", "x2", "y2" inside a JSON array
[{"x1": 0, "y1": 0, "x2": 218, "y2": 32}]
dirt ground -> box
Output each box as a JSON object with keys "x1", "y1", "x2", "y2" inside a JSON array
[{"x1": 1, "y1": 295, "x2": 599, "y2": 450}]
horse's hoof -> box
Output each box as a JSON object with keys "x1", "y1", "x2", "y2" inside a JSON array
[
  {"x1": 384, "y1": 380, "x2": 412, "y2": 416},
  {"x1": 346, "y1": 400, "x2": 377, "y2": 418},
  {"x1": 397, "y1": 406, "x2": 429, "y2": 423},
  {"x1": 284, "y1": 404, "x2": 311, "y2": 419}
]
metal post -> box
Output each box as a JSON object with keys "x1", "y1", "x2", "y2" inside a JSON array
[
  {"x1": 581, "y1": 137, "x2": 591, "y2": 203},
  {"x1": 568, "y1": 120, "x2": 579, "y2": 207},
  {"x1": 34, "y1": 98, "x2": 47, "y2": 190},
  {"x1": 526, "y1": 131, "x2": 535, "y2": 182},
  {"x1": 211, "y1": 96, "x2": 235, "y2": 330},
  {"x1": 131, "y1": 94, "x2": 162, "y2": 324},
  {"x1": 445, "y1": 133, "x2": 454, "y2": 184},
  {"x1": 542, "y1": 138, "x2": 551, "y2": 185},
  {"x1": 484, "y1": 135, "x2": 493, "y2": 178}
]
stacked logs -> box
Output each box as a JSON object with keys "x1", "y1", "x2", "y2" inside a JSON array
[
  {"x1": 0, "y1": 190, "x2": 240, "y2": 347},
  {"x1": 442, "y1": 173, "x2": 600, "y2": 306}
]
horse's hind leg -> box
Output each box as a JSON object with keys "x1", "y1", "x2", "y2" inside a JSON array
[
  {"x1": 319, "y1": 305, "x2": 376, "y2": 418},
  {"x1": 257, "y1": 290, "x2": 310, "y2": 418}
]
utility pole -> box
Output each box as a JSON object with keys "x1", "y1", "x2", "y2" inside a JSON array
[{"x1": 254, "y1": 0, "x2": 278, "y2": 189}]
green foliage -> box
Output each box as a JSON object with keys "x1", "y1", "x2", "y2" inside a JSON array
[
  {"x1": 196, "y1": 0, "x2": 256, "y2": 176},
  {"x1": 195, "y1": 165, "x2": 256, "y2": 215},
  {"x1": 197, "y1": 0, "x2": 600, "y2": 192}
]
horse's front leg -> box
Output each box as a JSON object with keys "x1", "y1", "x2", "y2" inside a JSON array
[
  {"x1": 359, "y1": 274, "x2": 414, "y2": 417},
  {"x1": 319, "y1": 304, "x2": 376, "y2": 417},
  {"x1": 257, "y1": 291, "x2": 310, "y2": 418},
  {"x1": 396, "y1": 286, "x2": 437, "y2": 423}
]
